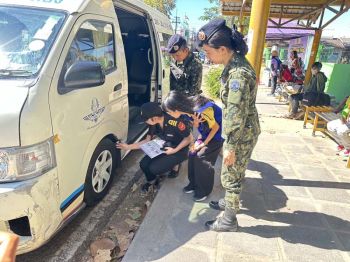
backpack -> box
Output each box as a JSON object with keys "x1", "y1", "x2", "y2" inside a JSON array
[
  {"x1": 302, "y1": 92, "x2": 331, "y2": 107},
  {"x1": 317, "y1": 93, "x2": 331, "y2": 106},
  {"x1": 302, "y1": 92, "x2": 318, "y2": 106}
]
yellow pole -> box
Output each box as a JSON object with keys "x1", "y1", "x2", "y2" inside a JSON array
[
  {"x1": 246, "y1": 0, "x2": 271, "y2": 80},
  {"x1": 304, "y1": 29, "x2": 322, "y2": 84}
]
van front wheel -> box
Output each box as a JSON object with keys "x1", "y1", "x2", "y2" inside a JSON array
[{"x1": 84, "y1": 139, "x2": 117, "y2": 206}]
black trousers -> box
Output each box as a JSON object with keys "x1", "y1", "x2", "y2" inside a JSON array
[
  {"x1": 188, "y1": 140, "x2": 223, "y2": 198},
  {"x1": 290, "y1": 93, "x2": 304, "y2": 114},
  {"x1": 139, "y1": 148, "x2": 188, "y2": 182},
  {"x1": 271, "y1": 75, "x2": 278, "y2": 94}
]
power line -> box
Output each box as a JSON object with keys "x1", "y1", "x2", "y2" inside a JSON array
[{"x1": 171, "y1": 9, "x2": 181, "y2": 34}]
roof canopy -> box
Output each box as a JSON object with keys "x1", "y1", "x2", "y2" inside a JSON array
[
  {"x1": 221, "y1": 0, "x2": 350, "y2": 30},
  {"x1": 266, "y1": 20, "x2": 315, "y2": 40}
]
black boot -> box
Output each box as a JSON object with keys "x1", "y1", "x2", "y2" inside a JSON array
[
  {"x1": 205, "y1": 207, "x2": 238, "y2": 232},
  {"x1": 209, "y1": 198, "x2": 225, "y2": 211}
]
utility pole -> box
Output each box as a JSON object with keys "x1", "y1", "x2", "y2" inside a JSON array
[{"x1": 172, "y1": 9, "x2": 181, "y2": 34}]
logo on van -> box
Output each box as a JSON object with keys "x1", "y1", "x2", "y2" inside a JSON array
[
  {"x1": 0, "y1": 152, "x2": 9, "y2": 179},
  {"x1": 83, "y1": 98, "x2": 105, "y2": 123}
]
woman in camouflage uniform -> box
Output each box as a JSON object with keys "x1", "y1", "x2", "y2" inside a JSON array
[{"x1": 196, "y1": 18, "x2": 261, "y2": 232}]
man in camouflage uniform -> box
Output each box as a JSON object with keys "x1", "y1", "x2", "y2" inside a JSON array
[
  {"x1": 167, "y1": 34, "x2": 203, "y2": 96},
  {"x1": 196, "y1": 18, "x2": 261, "y2": 232}
]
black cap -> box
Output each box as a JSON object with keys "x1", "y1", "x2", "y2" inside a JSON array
[
  {"x1": 196, "y1": 18, "x2": 226, "y2": 47},
  {"x1": 166, "y1": 34, "x2": 187, "y2": 54},
  {"x1": 140, "y1": 102, "x2": 163, "y2": 121}
]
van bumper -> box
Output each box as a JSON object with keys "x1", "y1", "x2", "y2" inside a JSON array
[{"x1": 0, "y1": 169, "x2": 62, "y2": 254}]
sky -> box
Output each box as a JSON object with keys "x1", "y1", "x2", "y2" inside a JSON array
[{"x1": 173, "y1": 0, "x2": 350, "y2": 38}]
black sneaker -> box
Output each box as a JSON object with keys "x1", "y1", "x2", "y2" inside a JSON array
[
  {"x1": 193, "y1": 195, "x2": 208, "y2": 202},
  {"x1": 141, "y1": 179, "x2": 159, "y2": 193},
  {"x1": 141, "y1": 182, "x2": 152, "y2": 193},
  {"x1": 167, "y1": 163, "x2": 182, "y2": 178},
  {"x1": 183, "y1": 184, "x2": 194, "y2": 194},
  {"x1": 167, "y1": 169, "x2": 179, "y2": 178},
  {"x1": 209, "y1": 199, "x2": 225, "y2": 211}
]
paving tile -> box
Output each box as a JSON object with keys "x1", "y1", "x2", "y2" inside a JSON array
[
  {"x1": 220, "y1": 252, "x2": 278, "y2": 262},
  {"x1": 330, "y1": 169, "x2": 350, "y2": 183},
  {"x1": 242, "y1": 177, "x2": 264, "y2": 195},
  {"x1": 308, "y1": 186, "x2": 350, "y2": 204},
  {"x1": 261, "y1": 180, "x2": 310, "y2": 198},
  {"x1": 254, "y1": 151, "x2": 288, "y2": 163},
  {"x1": 322, "y1": 159, "x2": 350, "y2": 170},
  {"x1": 153, "y1": 246, "x2": 213, "y2": 262},
  {"x1": 239, "y1": 193, "x2": 273, "y2": 221},
  {"x1": 265, "y1": 197, "x2": 326, "y2": 228},
  {"x1": 279, "y1": 226, "x2": 346, "y2": 262},
  {"x1": 294, "y1": 165, "x2": 336, "y2": 182},
  {"x1": 252, "y1": 161, "x2": 297, "y2": 180},
  {"x1": 280, "y1": 144, "x2": 312, "y2": 154},
  {"x1": 218, "y1": 220, "x2": 281, "y2": 261},
  {"x1": 334, "y1": 232, "x2": 350, "y2": 252},
  {"x1": 319, "y1": 203, "x2": 350, "y2": 233},
  {"x1": 284, "y1": 152, "x2": 324, "y2": 166}
]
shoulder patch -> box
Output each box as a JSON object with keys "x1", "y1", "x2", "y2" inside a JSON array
[
  {"x1": 230, "y1": 80, "x2": 240, "y2": 92},
  {"x1": 177, "y1": 121, "x2": 186, "y2": 131}
]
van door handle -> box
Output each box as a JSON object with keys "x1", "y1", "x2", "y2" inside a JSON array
[{"x1": 114, "y1": 84, "x2": 122, "y2": 91}]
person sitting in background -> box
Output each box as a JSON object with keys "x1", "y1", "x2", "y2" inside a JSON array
[
  {"x1": 280, "y1": 64, "x2": 293, "y2": 83},
  {"x1": 327, "y1": 95, "x2": 350, "y2": 158},
  {"x1": 287, "y1": 62, "x2": 327, "y2": 119},
  {"x1": 290, "y1": 50, "x2": 300, "y2": 74}
]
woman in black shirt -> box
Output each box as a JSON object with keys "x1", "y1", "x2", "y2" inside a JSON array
[{"x1": 117, "y1": 102, "x2": 193, "y2": 192}]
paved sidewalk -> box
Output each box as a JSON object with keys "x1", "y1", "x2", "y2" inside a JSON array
[{"x1": 123, "y1": 87, "x2": 350, "y2": 262}]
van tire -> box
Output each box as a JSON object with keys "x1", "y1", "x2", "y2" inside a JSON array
[{"x1": 84, "y1": 139, "x2": 117, "y2": 206}]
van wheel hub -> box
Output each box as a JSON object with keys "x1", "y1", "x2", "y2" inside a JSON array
[{"x1": 92, "y1": 150, "x2": 113, "y2": 193}]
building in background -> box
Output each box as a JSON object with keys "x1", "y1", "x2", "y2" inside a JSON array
[{"x1": 318, "y1": 37, "x2": 350, "y2": 64}]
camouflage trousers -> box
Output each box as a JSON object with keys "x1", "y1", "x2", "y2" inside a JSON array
[{"x1": 221, "y1": 129, "x2": 259, "y2": 211}]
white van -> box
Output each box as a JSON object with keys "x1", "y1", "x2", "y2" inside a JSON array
[{"x1": 0, "y1": 0, "x2": 172, "y2": 254}]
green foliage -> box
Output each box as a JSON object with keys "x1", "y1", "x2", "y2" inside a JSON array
[
  {"x1": 205, "y1": 66, "x2": 223, "y2": 99},
  {"x1": 199, "y1": 0, "x2": 250, "y2": 35},
  {"x1": 144, "y1": 0, "x2": 176, "y2": 17},
  {"x1": 199, "y1": 0, "x2": 220, "y2": 21}
]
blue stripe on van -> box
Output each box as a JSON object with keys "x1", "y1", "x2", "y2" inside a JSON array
[{"x1": 60, "y1": 185, "x2": 84, "y2": 212}]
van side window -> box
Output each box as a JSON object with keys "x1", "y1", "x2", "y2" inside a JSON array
[{"x1": 63, "y1": 20, "x2": 116, "y2": 74}]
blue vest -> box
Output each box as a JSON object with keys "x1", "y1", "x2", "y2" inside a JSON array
[{"x1": 198, "y1": 102, "x2": 223, "y2": 142}]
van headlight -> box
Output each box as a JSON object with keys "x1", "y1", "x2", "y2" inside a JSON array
[{"x1": 0, "y1": 138, "x2": 56, "y2": 182}]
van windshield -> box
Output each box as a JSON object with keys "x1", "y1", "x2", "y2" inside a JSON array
[{"x1": 0, "y1": 6, "x2": 66, "y2": 78}]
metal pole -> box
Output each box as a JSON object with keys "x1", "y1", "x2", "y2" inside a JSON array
[
  {"x1": 246, "y1": 0, "x2": 272, "y2": 80},
  {"x1": 304, "y1": 29, "x2": 322, "y2": 84}
]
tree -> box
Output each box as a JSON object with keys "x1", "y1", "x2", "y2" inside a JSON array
[
  {"x1": 144, "y1": 0, "x2": 176, "y2": 18},
  {"x1": 199, "y1": 0, "x2": 250, "y2": 35},
  {"x1": 199, "y1": 0, "x2": 220, "y2": 21}
]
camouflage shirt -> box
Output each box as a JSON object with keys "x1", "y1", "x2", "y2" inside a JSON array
[
  {"x1": 170, "y1": 52, "x2": 203, "y2": 96},
  {"x1": 220, "y1": 54, "x2": 261, "y2": 151}
]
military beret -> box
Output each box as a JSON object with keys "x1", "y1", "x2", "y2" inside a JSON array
[
  {"x1": 196, "y1": 18, "x2": 226, "y2": 46},
  {"x1": 166, "y1": 34, "x2": 187, "y2": 54}
]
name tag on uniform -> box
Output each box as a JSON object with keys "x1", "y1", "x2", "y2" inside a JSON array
[
  {"x1": 168, "y1": 120, "x2": 178, "y2": 126},
  {"x1": 166, "y1": 134, "x2": 174, "y2": 137}
]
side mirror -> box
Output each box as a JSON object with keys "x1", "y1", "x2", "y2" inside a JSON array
[{"x1": 60, "y1": 61, "x2": 105, "y2": 93}]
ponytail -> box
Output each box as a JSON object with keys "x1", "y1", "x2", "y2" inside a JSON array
[{"x1": 230, "y1": 25, "x2": 248, "y2": 55}]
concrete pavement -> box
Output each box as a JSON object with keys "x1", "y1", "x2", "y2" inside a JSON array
[{"x1": 123, "y1": 87, "x2": 350, "y2": 262}]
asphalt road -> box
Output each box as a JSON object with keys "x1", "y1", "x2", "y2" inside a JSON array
[{"x1": 17, "y1": 150, "x2": 144, "y2": 262}]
